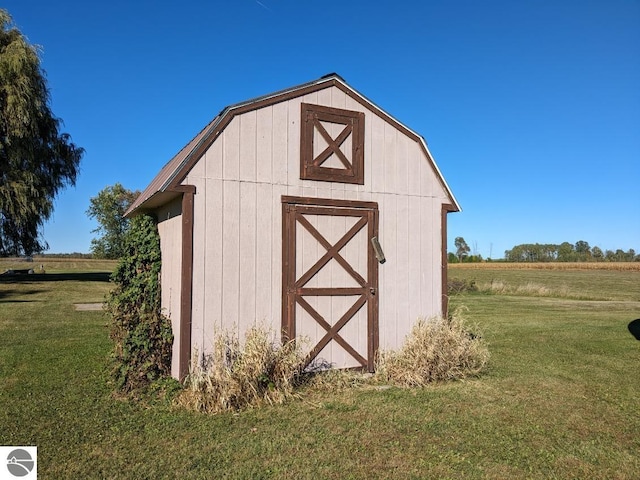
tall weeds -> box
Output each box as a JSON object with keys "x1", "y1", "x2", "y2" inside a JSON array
[
  {"x1": 375, "y1": 310, "x2": 489, "y2": 386},
  {"x1": 481, "y1": 280, "x2": 570, "y2": 297},
  {"x1": 177, "y1": 326, "x2": 306, "y2": 413},
  {"x1": 179, "y1": 314, "x2": 490, "y2": 412}
]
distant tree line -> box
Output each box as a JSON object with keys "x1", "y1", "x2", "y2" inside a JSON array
[
  {"x1": 449, "y1": 237, "x2": 638, "y2": 263},
  {"x1": 35, "y1": 252, "x2": 95, "y2": 259},
  {"x1": 448, "y1": 252, "x2": 484, "y2": 264},
  {"x1": 504, "y1": 241, "x2": 638, "y2": 262}
]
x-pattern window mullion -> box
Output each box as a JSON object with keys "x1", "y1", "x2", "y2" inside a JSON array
[
  {"x1": 294, "y1": 214, "x2": 367, "y2": 289},
  {"x1": 300, "y1": 103, "x2": 364, "y2": 185},
  {"x1": 312, "y1": 120, "x2": 353, "y2": 170}
]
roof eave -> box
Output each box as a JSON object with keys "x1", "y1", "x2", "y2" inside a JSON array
[{"x1": 160, "y1": 75, "x2": 346, "y2": 192}]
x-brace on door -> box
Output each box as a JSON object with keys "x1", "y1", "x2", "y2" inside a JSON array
[{"x1": 282, "y1": 196, "x2": 379, "y2": 371}]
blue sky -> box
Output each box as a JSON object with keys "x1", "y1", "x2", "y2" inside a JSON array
[{"x1": 4, "y1": 0, "x2": 639, "y2": 258}]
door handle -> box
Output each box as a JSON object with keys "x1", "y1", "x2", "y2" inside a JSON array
[
  {"x1": 371, "y1": 237, "x2": 386, "y2": 264},
  {"x1": 370, "y1": 287, "x2": 376, "y2": 295}
]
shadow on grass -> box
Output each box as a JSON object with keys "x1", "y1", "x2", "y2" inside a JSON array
[
  {"x1": 0, "y1": 298, "x2": 42, "y2": 303},
  {"x1": 0, "y1": 272, "x2": 111, "y2": 283},
  {"x1": 628, "y1": 319, "x2": 640, "y2": 340},
  {"x1": 0, "y1": 288, "x2": 45, "y2": 302},
  {"x1": 0, "y1": 272, "x2": 111, "y2": 302}
]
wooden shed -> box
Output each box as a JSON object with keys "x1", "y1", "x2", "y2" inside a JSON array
[{"x1": 127, "y1": 74, "x2": 460, "y2": 380}]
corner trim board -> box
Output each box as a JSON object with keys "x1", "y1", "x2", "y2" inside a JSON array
[
  {"x1": 171, "y1": 184, "x2": 196, "y2": 381},
  {"x1": 441, "y1": 203, "x2": 455, "y2": 317}
]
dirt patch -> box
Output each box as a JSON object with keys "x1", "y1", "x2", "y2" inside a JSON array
[{"x1": 73, "y1": 303, "x2": 104, "y2": 311}]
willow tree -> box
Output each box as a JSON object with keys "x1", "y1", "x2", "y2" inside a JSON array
[{"x1": 0, "y1": 9, "x2": 83, "y2": 256}]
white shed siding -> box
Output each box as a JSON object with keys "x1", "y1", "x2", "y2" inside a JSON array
[
  {"x1": 256, "y1": 107, "x2": 272, "y2": 184},
  {"x1": 221, "y1": 180, "x2": 240, "y2": 336},
  {"x1": 188, "y1": 160, "x2": 207, "y2": 359},
  {"x1": 286, "y1": 97, "x2": 302, "y2": 188},
  {"x1": 254, "y1": 182, "x2": 272, "y2": 323},
  {"x1": 156, "y1": 197, "x2": 183, "y2": 378},
  {"x1": 203, "y1": 178, "x2": 223, "y2": 338},
  {"x1": 180, "y1": 85, "x2": 450, "y2": 360},
  {"x1": 239, "y1": 181, "x2": 257, "y2": 337},
  {"x1": 272, "y1": 103, "x2": 288, "y2": 185}
]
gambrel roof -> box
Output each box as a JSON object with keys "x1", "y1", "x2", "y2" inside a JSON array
[{"x1": 127, "y1": 74, "x2": 460, "y2": 215}]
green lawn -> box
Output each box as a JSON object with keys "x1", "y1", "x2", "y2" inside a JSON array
[{"x1": 1, "y1": 263, "x2": 638, "y2": 479}]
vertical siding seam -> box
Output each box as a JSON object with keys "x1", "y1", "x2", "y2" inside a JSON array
[
  {"x1": 237, "y1": 115, "x2": 241, "y2": 182},
  {"x1": 402, "y1": 195, "x2": 409, "y2": 336},
  {"x1": 201, "y1": 177, "x2": 206, "y2": 354},
  {"x1": 218, "y1": 136, "x2": 224, "y2": 334},
  {"x1": 268, "y1": 184, "x2": 273, "y2": 326},
  {"x1": 393, "y1": 195, "x2": 397, "y2": 349},
  {"x1": 221, "y1": 121, "x2": 226, "y2": 180},
  {"x1": 236, "y1": 183, "x2": 241, "y2": 339},
  {"x1": 268, "y1": 107, "x2": 274, "y2": 325},
  {"x1": 418, "y1": 197, "x2": 423, "y2": 317},
  {"x1": 285, "y1": 101, "x2": 289, "y2": 187},
  {"x1": 269, "y1": 106, "x2": 274, "y2": 191},
  {"x1": 254, "y1": 183, "x2": 258, "y2": 327},
  {"x1": 253, "y1": 113, "x2": 258, "y2": 327},
  {"x1": 220, "y1": 181, "x2": 225, "y2": 335}
]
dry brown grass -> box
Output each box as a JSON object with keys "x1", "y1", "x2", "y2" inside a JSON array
[
  {"x1": 299, "y1": 368, "x2": 373, "y2": 392},
  {"x1": 480, "y1": 279, "x2": 571, "y2": 297},
  {"x1": 176, "y1": 326, "x2": 306, "y2": 413},
  {"x1": 449, "y1": 262, "x2": 640, "y2": 271},
  {"x1": 375, "y1": 309, "x2": 490, "y2": 387}
]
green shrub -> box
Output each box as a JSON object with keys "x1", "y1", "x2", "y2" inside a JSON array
[
  {"x1": 375, "y1": 310, "x2": 489, "y2": 386},
  {"x1": 177, "y1": 326, "x2": 305, "y2": 413},
  {"x1": 105, "y1": 214, "x2": 173, "y2": 393}
]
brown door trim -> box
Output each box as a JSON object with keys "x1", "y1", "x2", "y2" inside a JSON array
[{"x1": 281, "y1": 196, "x2": 379, "y2": 371}]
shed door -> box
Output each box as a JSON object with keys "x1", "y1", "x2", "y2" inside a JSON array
[{"x1": 282, "y1": 196, "x2": 379, "y2": 371}]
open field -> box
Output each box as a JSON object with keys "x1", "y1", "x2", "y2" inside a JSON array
[
  {"x1": 450, "y1": 262, "x2": 640, "y2": 271},
  {"x1": 449, "y1": 262, "x2": 640, "y2": 302},
  {"x1": 0, "y1": 257, "x2": 119, "y2": 274},
  {"x1": 1, "y1": 262, "x2": 638, "y2": 479}
]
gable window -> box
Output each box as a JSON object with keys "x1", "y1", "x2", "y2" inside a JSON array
[{"x1": 300, "y1": 103, "x2": 365, "y2": 184}]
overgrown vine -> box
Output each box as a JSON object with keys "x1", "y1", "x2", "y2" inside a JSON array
[{"x1": 105, "y1": 213, "x2": 173, "y2": 393}]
